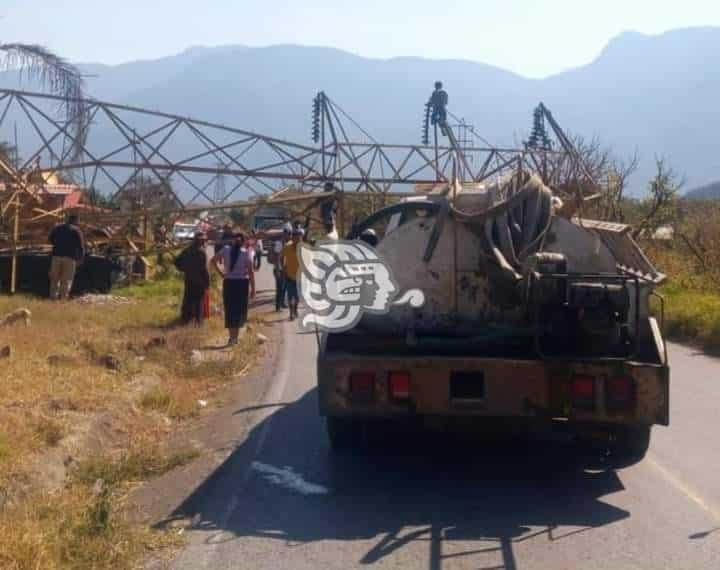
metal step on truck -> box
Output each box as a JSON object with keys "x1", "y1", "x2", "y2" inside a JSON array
[{"x1": 314, "y1": 174, "x2": 669, "y2": 464}]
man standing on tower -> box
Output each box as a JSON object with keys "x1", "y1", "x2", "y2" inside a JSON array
[{"x1": 429, "y1": 81, "x2": 449, "y2": 135}]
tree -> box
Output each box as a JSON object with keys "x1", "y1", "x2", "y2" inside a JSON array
[
  {"x1": 0, "y1": 43, "x2": 88, "y2": 158},
  {"x1": 544, "y1": 134, "x2": 611, "y2": 218},
  {"x1": 598, "y1": 150, "x2": 640, "y2": 222},
  {"x1": 0, "y1": 141, "x2": 17, "y2": 162},
  {"x1": 632, "y1": 157, "x2": 681, "y2": 239},
  {"x1": 667, "y1": 197, "x2": 720, "y2": 283},
  {"x1": 546, "y1": 134, "x2": 635, "y2": 220}
]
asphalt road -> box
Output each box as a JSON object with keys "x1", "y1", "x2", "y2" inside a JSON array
[{"x1": 168, "y1": 267, "x2": 720, "y2": 570}]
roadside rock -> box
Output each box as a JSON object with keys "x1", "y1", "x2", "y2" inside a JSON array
[
  {"x1": 0, "y1": 345, "x2": 10, "y2": 359},
  {"x1": 102, "y1": 354, "x2": 122, "y2": 371}
]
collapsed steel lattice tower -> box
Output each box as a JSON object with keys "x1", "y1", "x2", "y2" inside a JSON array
[{"x1": 0, "y1": 86, "x2": 602, "y2": 291}]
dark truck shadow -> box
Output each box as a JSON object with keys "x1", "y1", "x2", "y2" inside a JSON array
[{"x1": 158, "y1": 389, "x2": 630, "y2": 569}]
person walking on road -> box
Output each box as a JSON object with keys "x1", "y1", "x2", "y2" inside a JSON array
[
  {"x1": 174, "y1": 232, "x2": 210, "y2": 325},
  {"x1": 48, "y1": 213, "x2": 85, "y2": 300},
  {"x1": 212, "y1": 232, "x2": 256, "y2": 345},
  {"x1": 282, "y1": 227, "x2": 303, "y2": 321},
  {"x1": 270, "y1": 226, "x2": 291, "y2": 311},
  {"x1": 251, "y1": 230, "x2": 263, "y2": 271}
]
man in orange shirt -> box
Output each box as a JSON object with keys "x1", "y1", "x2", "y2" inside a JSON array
[{"x1": 281, "y1": 228, "x2": 303, "y2": 321}]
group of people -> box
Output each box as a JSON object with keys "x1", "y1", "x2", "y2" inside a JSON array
[
  {"x1": 175, "y1": 221, "x2": 308, "y2": 345},
  {"x1": 45, "y1": 211, "x2": 298, "y2": 346},
  {"x1": 175, "y1": 228, "x2": 257, "y2": 345},
  {"x1": 46, "y1": 210, "x2": 375, "y2": 345}
]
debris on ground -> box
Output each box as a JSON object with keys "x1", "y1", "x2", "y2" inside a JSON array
[
  {"x1": 256, "y1": 333, "x2": 269, "y2": 345},
  {"x1": 75, "y1": 294, "x2": 134, "y2": 306},
  {"x1": 0, "y1": 345, "x2": 10, "y2": 359},
  {"x1": 234, "y1": 363, "x2": 251, "y2": 378},
  {"x1": 92, "y1": 478, "x2": 105, "y2": 497},
  {"x1": 0, "y1": 307, "x2": 31, "y2": 327},
  {"x1": 47, "y1": 354, "x2": 79, "y2": 367},
  {"x1": 189, "y1": 350, "x2": 203, "y2": 366}
]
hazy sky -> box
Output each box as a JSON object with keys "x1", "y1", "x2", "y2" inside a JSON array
[{"x1": 3, "y1": 0, "x2": 720, "y2": 77}]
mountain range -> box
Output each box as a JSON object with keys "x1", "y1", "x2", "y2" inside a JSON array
[
  {"x1": 2, "y1": 27, "x2": 720, "y2": 197},
  {"x1": 685, "y1": 181, "x2": 720, "y2": 200}
]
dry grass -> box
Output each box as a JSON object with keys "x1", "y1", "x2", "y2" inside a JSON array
[
  {"x1": 0, "y1": 484, "x2": 183, "y2": 570},
  {"x1": 140, "y1": 386, "x2": 172, "y2": 413},
  {"x1": 0, "y1": 273, "x2": 262, "y2": 568},
  {"x1": 34, "y1": 417, "x2": 64, "y2": 447},
  {"x1": 0, "y1": 293, "x2": 168, "y2": 486},
  {"x1": 72, "y1": 445, "x2": 201, "y2": 487}
]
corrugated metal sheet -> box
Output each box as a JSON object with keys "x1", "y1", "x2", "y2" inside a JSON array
[{"x1": 572, "y1": 218, "x2": 665, "y2": 283}]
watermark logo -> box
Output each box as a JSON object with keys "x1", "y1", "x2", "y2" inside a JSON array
[{"x1": 298, "y1": 240, "x2": 425, "y2": 333}]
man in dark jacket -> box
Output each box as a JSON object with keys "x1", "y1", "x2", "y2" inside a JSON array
[
  {"x1": 175, "y1": 232, "x2": 210, "y2": 325},
  {"x1": 48, "y1": 214, "x2": 85, "y2": 300}
]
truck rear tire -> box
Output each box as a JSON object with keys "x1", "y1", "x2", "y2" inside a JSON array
[
  {"x1": 610, "y1": 425, "x2": 651, "y2": 466},
  {"x1": 326, "y1": 417, "x2": 363, "y2": 451}
]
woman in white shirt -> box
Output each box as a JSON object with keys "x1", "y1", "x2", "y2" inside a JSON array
[{"x1": 211, "y1": 232, "x2": 256, "y2": 345}]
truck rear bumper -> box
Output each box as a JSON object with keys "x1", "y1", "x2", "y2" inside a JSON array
[{"x1": 318, "y1": 354, "x2": 669, "y2": 427}]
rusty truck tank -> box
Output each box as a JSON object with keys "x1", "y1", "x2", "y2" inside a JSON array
[{"x1": 317, "y1": 170, "x2": 669, "y2": 464}]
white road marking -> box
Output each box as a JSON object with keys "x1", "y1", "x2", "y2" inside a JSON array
[
  {"x1": 647, "y1": 454, "x2": 720, "y2": 522},
  {"x1": 251, "y1": 461, "x2": 330, "y2": 495}
]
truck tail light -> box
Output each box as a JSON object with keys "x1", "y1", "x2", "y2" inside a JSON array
[
  {"x1": 349, "y1": 371, "x2": 375, "y2": 402},
  {"x1": 571, "y1": 375, "x2": 595, "y2": 410},
  {"x1": 388, "y1": 371, "x2": 411, "y2": 400},
  {"x1": 606, "y1": 376, "x2": 635, "y2": 411}
]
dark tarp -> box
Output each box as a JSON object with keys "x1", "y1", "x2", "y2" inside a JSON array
[{"x1": 0, "y1": 254, "x2": 122, "y2": 296}]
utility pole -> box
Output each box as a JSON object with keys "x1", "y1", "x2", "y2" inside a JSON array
[
  {"x1": 214, "y1": 162, "x2": 227, "y2": 204},
  {"x1": 10, "y1": 193, "x2": 19, "y2": 294}
]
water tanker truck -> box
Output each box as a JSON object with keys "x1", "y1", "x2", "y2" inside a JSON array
[{"x1": 316, "y1": 172, "x2": 668, "y2": 463}]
